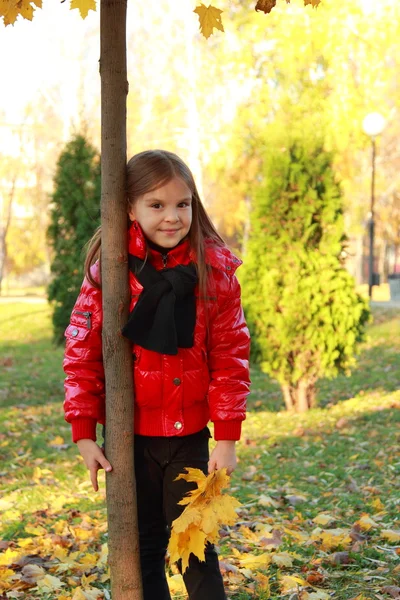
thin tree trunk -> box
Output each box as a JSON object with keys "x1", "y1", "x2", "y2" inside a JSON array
[
  {"x1": 100, "y1": 0, "x2": 143, "y2": 598},
  {"x1": 296, "y1": 379, "x2": 309, "y2": 413},
  {"x1": 281, "y1": 383, "x2": 294, "y2": 411},
  {"x1": 0, "y1": 175, "x2": 17, "y2": 295}
]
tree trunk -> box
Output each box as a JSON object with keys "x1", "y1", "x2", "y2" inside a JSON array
[
  {"x1": 281, "y1": 379, "x2": 317, "y2": 412},
  {"x1": 100, "y1": 0, "x2": 143, "y2": 598},
  {"x1": 0, "y1": 175, "x2": 17, "y2": 295},
  {"x1": 281, "y1": 383, "x2": 294, "y2": 411}
]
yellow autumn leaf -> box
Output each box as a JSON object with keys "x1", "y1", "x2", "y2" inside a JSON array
[
  {"x1": 36, "y1": 574, "x2": 65, "y2": 593},
  {"x1": 370, "y1": 497, "x2": 385, "y2": 513},
  {"x1": 257, "y1": 494, "x2": 280, "y2": 508},
  {"x1": 167, "y1": 573, "x2": 186, "y2": 595},
  {"x1": 25, "y1": 524, "x2": 47, "y2": 536},
  {"x1": 280, "y1": 574, "x2": 307, "y2": 593},
  {"x1": 356, "y1": 514, "x2": 379, "y2": 531},
  {"x1": 0, "y1": 567, "x2": 15, "y2": 589},
  {"x1": 169, "y1": 523, "x2": 207, "y2": 573},
  {"x1": 72, "y1": 589, "x2": 87, "y2": 600},
  {"x1": 168, "y1": 468, "x2": 240, "y2": 572},
  {"x1": 317, "y1": 528, "x2": 352, "y2": 551},
  {"x1": 272, "y1": 552, "x2": 293, "y2": 568},
  {"x1": 193, "y1": 4, "x2": 224, "y2": 39},
  {"x1": 49, "y1": 435, "x2": 65, "y2": 446},
  {"x1": 238, "y1": 552, "x2": 272, "y2": 569},
  {"x1": 284, "y1": 527, "x2": 309, "y2": 543},
  {"x1": 381, "y1": 529, "x2": 400, "y2": 543},
  {"x1": 70, "y1": 527, "x2": 94, "y2": 541},
  {"x1": 254, "y1": 572, "x2": 270, "y2": 594},
  {"x1": 0, "y1": 548, "x2": 21, "y2": 566},
  {"x1": 70, "y1": 0, "x2": 96, "y2": 19},
  {"x1": 313, "y1": 513, "x2": 334, "y2": 526},
  {"x1": 301, "y1": 591, "x2": 330, "y2": 600},
  {"x1": 81, "y1": 573, "x2": 98, "y2": 587}
]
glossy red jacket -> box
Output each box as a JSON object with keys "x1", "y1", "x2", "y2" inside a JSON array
[{"x1": 63, "y1": 222, "x2": 251, "y2": 443}]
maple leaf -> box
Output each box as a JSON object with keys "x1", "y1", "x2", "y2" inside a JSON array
[
  {"x1": 35, "y1": 573, "x2": 65, "y2": 593},
  {"x1": 356, "y1": 514, "x2": 379, "y2": 531},
  {"x1": 70, "y1": 0, "x2": 96, "y2": 19},
  {"x1": 168, "y1": 468, "x2": 240, "y2": 572},
  {"x1": 280, "y1": 574, "x2": 307, "y2": 593},
  {"x1": 193, "y1": 4, "x2": 224, "y2": 39},
  {"x1": 255, "y1": 0, "x2": 277, "y2": 14},
  {"x1": 381, "y1": 529, "x2": 400, "y2": 543},
  {"x1": 313, "y1": 513, "x2": 335, "y2": 526}
]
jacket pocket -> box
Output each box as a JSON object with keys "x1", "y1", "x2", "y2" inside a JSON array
[{"x1": 65, "y1": 324, "x2": 91, "y2": 342}]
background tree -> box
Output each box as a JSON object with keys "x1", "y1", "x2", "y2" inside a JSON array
[
  {"x1": 241, "y1": 129, "x2": 370, "y2": 412},
  {"x1": 47, "y1": 133, "x2": 101, "y2": 344}
]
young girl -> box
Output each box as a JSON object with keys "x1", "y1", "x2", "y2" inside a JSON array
[{"x1": 63, "y1": 149, "x2": 251, "y2": 600}]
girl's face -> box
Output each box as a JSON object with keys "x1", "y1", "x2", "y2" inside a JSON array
[{"x1": 128, "y1": 176, "x2": 193, "y2": 248}]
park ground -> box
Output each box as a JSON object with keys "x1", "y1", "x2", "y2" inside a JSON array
[{"x1": 0, "y1": 298, "x2": 400, "y2": 599}]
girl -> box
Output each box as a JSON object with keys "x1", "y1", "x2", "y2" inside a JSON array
[{"x1": 63, "y1": 149, "x2": 251, "y2": 600}]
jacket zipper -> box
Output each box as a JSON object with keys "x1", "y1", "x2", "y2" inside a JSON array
[
  {"x1": 162, "y1": 254, "x2": 168, "y2": 268},
  {"x1": 73, "y1": 310, "x2": 92, "y2": 329}
]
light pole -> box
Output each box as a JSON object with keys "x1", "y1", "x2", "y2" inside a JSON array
[{"x1": 362, "y1": 112, "x2": 386, "y2": 299}]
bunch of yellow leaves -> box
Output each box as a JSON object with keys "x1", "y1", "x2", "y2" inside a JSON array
[{"x1": 168, "y1": 467, "x2": 240, "y2": 573}]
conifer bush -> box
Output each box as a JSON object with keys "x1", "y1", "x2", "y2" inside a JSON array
[
  {"x1": 47, "y1": 134, "x2": 101, "y2": 344},
  {"x1": 241, "y1": 137, "x2": 370, "y2": 412}
]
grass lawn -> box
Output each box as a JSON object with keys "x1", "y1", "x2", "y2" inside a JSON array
[{"x1": 0, "y1": 300, "x2": 400, "y2": 599}]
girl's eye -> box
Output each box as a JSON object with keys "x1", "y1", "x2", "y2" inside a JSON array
[
  {"x1": 179, "y1": 202, "x2": 190, "y2": 208},
  {"x1": 151, "y1": 203, "x2": 162, "y2": 209}
]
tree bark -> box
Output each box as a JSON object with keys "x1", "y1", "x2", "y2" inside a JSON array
[
  {"x1": 281, "y1": 383, "x2": 294, "y2": 411},
  {"x1": 100, "y1": 0, "x2": 143, "y2": 598},
  {"x1": 282, "y1": 379, "x2": 316, "y2": 412}
]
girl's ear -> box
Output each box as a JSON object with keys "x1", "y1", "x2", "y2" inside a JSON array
[{"x1": 127, "y1": 205, "x2": 135, "y2": 222}]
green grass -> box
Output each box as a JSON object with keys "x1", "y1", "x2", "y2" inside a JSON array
[{"x1": 1, "y1": 300, "x2": 400, "y2": 599}]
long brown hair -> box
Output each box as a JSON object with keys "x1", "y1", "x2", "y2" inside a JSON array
[{"x1": 85, "y1": 149, "x2": 225, "y2": 299}]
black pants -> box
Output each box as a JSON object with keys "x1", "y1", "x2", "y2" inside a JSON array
[{"x1": 134, "y1": 427, "x2": 227, "y2": 600}]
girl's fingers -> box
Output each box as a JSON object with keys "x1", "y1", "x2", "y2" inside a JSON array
[
  {"x1": 90, "y1": 466, "x2": 99, "y2": 492},
  {"x1": 97, "y1": 454, "x2": 113, "y2": 472},
  {"x1": 208, "y1": 459, "x2": 217, "y2": 474}
]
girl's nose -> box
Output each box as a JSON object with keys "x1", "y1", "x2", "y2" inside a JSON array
[{"x1": 164, "y1": 209, "x2": 179, "y2": 222}]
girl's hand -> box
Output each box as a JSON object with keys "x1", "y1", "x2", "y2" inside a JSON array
[
  {"x1": 76, "y1": 439, "x2": 112, "y2": 492},
  {"x1": 208, "y1": 440, "x2": 237, "y2": 475}
]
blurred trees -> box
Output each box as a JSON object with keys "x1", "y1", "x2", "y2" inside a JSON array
[
  {"x1": 0, "y1": 99, "x2": 64, "y2": 292},
  {"x1": 241, "y1": 131, "x2": 370, "y2": 411},
  {"x1": 47, "y1": 134, "x2": 100, "y2": 344}
]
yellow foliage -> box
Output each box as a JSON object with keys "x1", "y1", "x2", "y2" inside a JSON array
[
  {"x1": 0, "y1": 548, "x2": 21, "y2": 566},
  {"x1": 168, "y1": 468, "x2": 240, "y2": 572},
  {"x1": 280, "y1": 574, "x2": 308, "y2": 593},
  {"x1": 356, "y1": 514, "x2": 379, "y2": 531},
  {"x1": 312, "y1": 513, "x2": 334, "y2": 526},
  {"x1": 35, "y1": 574, "x2": 65, "y2": 593},
  {"x1": 271, "y1": 551, "x2": 293, "y2": 568},
  {"x1": 70, "y1": 0, "x2": 96, "y2": 19},
  {"x1": 237, "y1": 551, "x2": 271, "y2": 569},
  {"x1": 193, "y1": 4, "x2": 224, "y2": 39},
  {"x1": 0, "y1": 567, "x2": 15, "y2": 590},
  {"x1": 381, "y1": 529, "x2": 400, "y2": 543}
]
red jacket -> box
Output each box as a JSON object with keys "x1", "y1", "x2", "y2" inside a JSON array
[{"x1": 63, "y1": 222, "x2": 250, "y2": 443}]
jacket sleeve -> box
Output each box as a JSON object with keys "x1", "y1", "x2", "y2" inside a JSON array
[
  {"x1": 63, "y1": 269, "x2": 105, "y2": 443},
  {"x1": 207, "y1": 274, "x2": 251, "y2": 441}
]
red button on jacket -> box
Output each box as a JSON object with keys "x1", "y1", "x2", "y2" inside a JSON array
[{"x1": 63, "y1": 222, "x2": 251, "y2": 443}]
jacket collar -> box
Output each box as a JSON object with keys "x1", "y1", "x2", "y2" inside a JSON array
[{"x1": 128, "y1": 220, "x2": 242, "y2": 274}]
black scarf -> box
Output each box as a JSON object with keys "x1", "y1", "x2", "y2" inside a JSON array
[{"x1": 121, "y1": 255, "x2": 198, "y2": 355}]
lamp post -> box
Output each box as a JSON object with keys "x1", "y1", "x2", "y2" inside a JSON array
[{"x1": 362, "y1": 112, "x2": 386, "y2": 299}]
